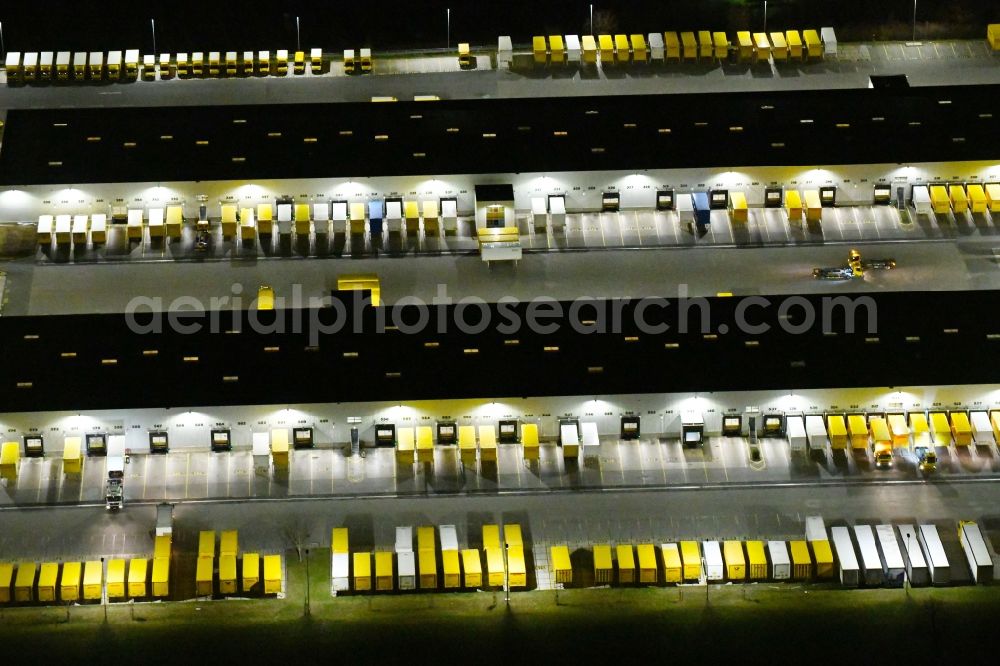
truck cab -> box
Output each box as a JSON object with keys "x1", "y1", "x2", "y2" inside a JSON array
[
  {"x1": 873, "y1": 445, "x2": 893, "y2": 469},
  {"x1": 915, "y1": 446, "x2": 937, "y2": 473}
]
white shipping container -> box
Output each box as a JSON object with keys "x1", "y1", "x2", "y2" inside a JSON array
[
  {"x1": 703, "y1": 541, "x2": 724, "y2": 581},
  {"x1": 580, "y1": 422, "x2": 600, "y2": 456},
  {"x1": 853, "y1": 525, "x2": 884, "y2": 586},
  {"x1": 395, "y1": 526, "x2": 413, "y2": 553},
  {"x1": 830, "y1": 527, "x2": 860, "y2": 588},
  {"x1": 786, "y1": 416, "x2": 807, "y2": 452},
  {"x1": 439, "y1": 524, "x2": 459, "y2": 552},
  {"x1": 549, "y1": 195, "x2": 566, "y2": 229},
  {"x1": 565, "y1": 35, "x2": 581, "y2": 62},
  {"x1": 958, "y1": 521, "x2": 994, "y2": 584},
  {"x1": 531, "y1": 197, "x2": 547, "y2": 229},
  {"x1": 331, "y1": 552, "x2": 350, "y2": 592},
  {"x1": 917, "y1": 524, "x2": 950, "y2": 586},
  {"x1": 897, "y1": 525, "x2": 930, "y2": 587},
  {"x1": 677, "y1": 193, "x2": 695, "y2": 225},
  {"x1": 397, "y1": 550, "x2": 416, "y2": 590},
  {"x1": 647, "y1": 33, "x2": 665, "y2": 60},
  {"x1": 912, "y1": 186, "x2": 932, "y2": 215},
  {"x1": 767, "y1": 540, "x2": 790, "y2": 580},
  {"x1": 805, "y1": 516, "x2": 827, "y2": 543},
  {"x1": 876, "y1": 524, "x2": 906, "y2": 587},
  {"x1": 820, "y1": 27, "x2": 838, "y2": 56},
  {"x1": 805, "y1": 415, "x2": 828, "y2": 450}
]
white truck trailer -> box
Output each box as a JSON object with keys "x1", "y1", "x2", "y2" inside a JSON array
[
  {"x1": 875, "y1": 524, "x2": 906, "y2": 587},
  {"x1": 917, "y1": 524, "x2": 951, "y2": 586},
  {"x1": 155, "y1": 503, "x2": 173, "y2": 537},
  {"x1": 805, "y1": 415, "x2": 828, "y2": 451},
  {"x1": 703, "y1": 540, "x2": 724, "y2": 581},
  {"x1": 767, "y1": 540, "x2": 790, "y2": 580},
  {"x1": 830, "y1": 527, "x2": 860, "y2": 587},
  {"x1": 331, "y1": 552, "x2": 350, "y2": 592},
  {"x1": 853, "y1": 525, "x2": 883, "y2": 586},
  {"x1": 786, "y1": 416, "x2": 807, "y2": 453},
  {"x1": 896, "y1": 524, "x2": 930, "y2": 587},
  {"x1": 958, "y1": 521, "x2": 994, "y2": 583}
]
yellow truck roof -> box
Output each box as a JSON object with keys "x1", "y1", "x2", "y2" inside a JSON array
[
  {"x1": 242, "y1": 553, "x2": 260, "y2": 579},
  {"x1": 83, "y1": 560, "x2": 102, "y2": 586},
  {"x1": 661, "y1": 543, "x2": 681, "y2": 568},
  {"x1": 332, "y1": 527, "x2": 349, "y2": 554},
  {"x1": 442, "y1": 550, "x2": 460, "y2": 575},
  {"x1": 910, "y1": 413, "x2": 929, "y2": 433},
  {"x1": 785, "y1": 189, "x2": 802, "y2": 208},
  {"x1": 107, "y1": 559, "x2": 126, "y2": 583},
  {"x1": 951, "y1": 411, "x2": 972, "y2": 433},
  {"x1": 61, "y1": 561, "x2": 81, "y2": 585},
  {"x1": 38, "y1": 563, "x2": 59, "y2": 589},
  {"x1": 551, "y1": 545, "x2": 572, "y2": 572},
  {"x1": 723, "y1": 541, "x2": 745, "y2": 565},
  {"x1": 375, "y1": 551, "x2": 393, "y2": 577},
  {"x1": 220, "y1": 530, "x2": 238, "y2": 556},
  {"x1": 416, "y1": 426, "x2": 433, "y2": 449},
  {"x1": 887, "y1": 414, "x2": 909, "y2": 436},
  {"x1": 263, "y1": 554, "x2": 281, "y2": 581},
  {"x1": 154, "y1": 534, "x2": 171, "y2": 559},
  {"x1": 737, "y1": 31, "x2": 752, "y2": 47},
  {"x1": 847, "y1": 414, "x2": 868, "y2": 435},
  {"x1": 458, "y1": 425, "x2": 476, "y2": 449},
  {"x1": 593, "y1": 544, "x2": 613, "y2": 570},
  {"x1": 811, "y1": 540, "x2": 833, "y2": 564},
  {"x1": 353, "y1": 552, "x2": 371, "y2": 578},
  {"x1": 504, "y1": 524, "x2": 523, "y2": 548},
  {"x1": 417, "y1": 525, "x2": 436, "y2": 551},
  {"x1": 789, "y1": 540, "x2": 811, "y2": 565},
  {"x1": 730, "y1": 192, "x2": 747, "y2": 209},
  {"x1": 461, "y1": 549, "x2": 482, "y2": 574},
  {"x1": 616, "y1": 545, "x2": 635, "y2": 570},
  {"x1": 636, "y1": 544, "x2": 656, "y2": 571},
  {"x1": 745, "y1": 540, "x2": 766, "y2": 565},
  {"x1": 598, "y1": 34, "x2": 614, "y2": 50},
  {"x1": 397, "y1": 427, "x2": 414, "y2": 450},
  {"x1": 680, "y1": 541, "x2": 700, "y2": 562},
  {"x1": 870, "y1": 417, "x2": 891, "y2": 443},
  {"x1": 198, "y1": 531, "x2": 216, "y2": 557},
  {"x1": 521, "y1": 423, "x2": 539, "y2": 446},
  {"x1": 418, "y1": 548, "x2": 436, "y2": 576},
  {"x1": 129, "y1": 559, "x2": 148, "y2": 584},
  {"x1": 219, "y1": 554, "x2": 237, "y2": 580},
  {"x1": 482, "y1": 524, "x2": 500, "y2": 550},
  {"x1": 478, "y1": 425, "x2": 497, "y2": 447},
  {"x1": 827, "y1": 414, "x2": 847, "y2": 436}
]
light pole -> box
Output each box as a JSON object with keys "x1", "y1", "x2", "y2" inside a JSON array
[
  {"x1": 589, "y1": 4, "x2": 594, "y2": 36},
  {"x1": 912, "y1": 0, "x2": 917, "y2": 41},
  {"x1": 296, "y1": 16, "x2": 301, "y2": 51},
  {"x1": 101, "y1": 557, "x2": 107, "y2": 623},
  {"x1": 304, "y1": 548, "x2": 311, "y2": 617},
  {"x1": 446, "y1": 9, "x2": 451, "y2": 50},
  {"x1": 151, "y1": 19, "x2": 156, "y2": 56},
  {"x1": 763, "y1": 1, "x2": 767, "y2": 33}
]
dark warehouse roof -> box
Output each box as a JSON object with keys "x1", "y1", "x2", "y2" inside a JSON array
[
  {"x1": 1, "y1": 290, "x2": 998, "y2": 412},
  {"x1": 1, "y1": 84, "x2": 996, "y2": 186}
]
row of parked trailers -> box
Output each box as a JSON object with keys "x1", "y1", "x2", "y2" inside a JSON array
[
  {"x1": 779, "y1": 410, "x2": 1000, "y2": 452},
  {"x1": 521, "y1": 28, "x2": 834, "y2": 68},
  {"x1": 330, "y1": 524, "x2": 526, "y2": 592},
  {"x1": 0, "y1": 535, "x2": 171, "y2": 604},
  {"x1": 586, "y1": 520, "x2": 992, "y2": 588},
  {"x1": 35, "y1": 199, "x2": 463, "y2": 247},
  {"x1": 5, "y1": 49, "x2": 327, "y2": 84},
  {"x1": 912, "y1": 183, "x2": 1000, "y2": 216}
]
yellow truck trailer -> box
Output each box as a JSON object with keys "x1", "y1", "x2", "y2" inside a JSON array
[
  {"x1": 549, "y1": 35, "x2": 565, "y2": 64},
  {"x1": 220, "y1": 530, "x2": 238, "y2": 558},
  {"x1": 220, "y1": 204, "x2": 238, "y2": 237},
  {"x1": 789, "y1": 540, "x2": 812, "y2": 579},
  {"x1": 60, "y1": 562, "x2": 81, "y2": 601},
  {"x1": 532, "y1": 36, "x2": 547, "y2": 65},
  {"x1": 664, "y1": 32, "x2": 680, "y2": 61},
  {"x1": 485, "y1": 547, "x2": 505, "y2": 587},
  {"x1": 681, "y1": 31, "x2": 697, "y2": 61},
  {"x1": 660, "y1": 543, "x2": 682, "y2": 583},
  {"x1": 0, "y1": 441, "x2": 19, "y2": 479},
  {"x1": 811, "y1": 540, "x2": 834, "y2": 578},
  {"x1": 803, "y1": 29, "x2": 822, "y2": 58},
  {"x1": 785, "y1": 189, "x2": 803, "y2": 222},
  {"x1": 442, "y1": 550, "x2": 461, "y2": 589},
  {"x1": 551, "y1": 546, "x2": 572, "y2": 585},
  {"x1": 375, "y1": 552, "x2": 394, "y2": 591},
  {"x1": 479, "y1": 425, "x2": 498, "y2": 462},
  {"x1": 458, "y1": 425, "x2": 477, "y2": 465},
  {"x1": 15, "y1": 563, "x2": 36, "y2": 602},
  {"x1": 198, "y1": 531, "x2": 216, "y2": 559},
  {"x1": 271, "y1": 428, "x2": 289, "y2": 466},
  {"x1": 416, "y1": 426, "x2": 434, "y2": 463},
  {"x1": 242, "y1": 553, "x2": 260, "y2": 593},
  {"x1": 804, "y1": 189, "x2": 822, "y2": 222},
  {"x1": 521, "y1": 422, "x2": 540, "y2": 460},
  {"x1": 951, "y1": 411, "x2": 973, "y2": 446},
  {"x1": 154, "y1": 534, "x2": 171, "y2": 561},
  {"x1": 986, "y1": 183, "x2": 1000, "y2": 212},
  {"x1": 786, "y1": 30, "x2": 803, "y2": 59},
  {"x1": 949, "y1": 185, "x2": 968, "y2": 213},
  {"x1": 128, "y1": 559, "x2": 147, "y2": 598},
  {"x1": 353, "y1": 552, "x2": 372, "y2": 591},
  {"x1": 631, "y1": 34, "x2": 647, "y2": 62},
  {"x1": 418, "y1": 548, "x2": 438, "y2": 589},
  {"x1": 152, "y1": 557, "x2": 170, "y2": 597},
  {"x1": 870, "y1": 417, "x2": 893, "y2": 467},
  {"x1": 930, "y1": 412, "x2": 952, "y2": 444},
  {"x1": 736, "y1": 31, "x2": 753, "y2": 61},
  {"x1": 930, "y1": 185, "x2": 951, "y2": 214},
  {"x1": 63, "y1": 436, "x2": 82, "y2": 473},
  {"x1": 827, "y1": 414, "x2": 848, "y2": 449},
  {"x1": 504, "y1": 524, "x2": 523, "y2": 549},
  {"x1": 263, "y1": 555, "x2": 282, "y2": 594},
  {"x1": 0, "y1": 563, "x2": 12, "y2": 603},
  {"x1": 769, "y1": 32, "x2": 788, "y2": 60},
  {"x1": 462, "y1": 549, "x2": 483, "y2": 588},
  {"x1": 847, "y1": 414, "x2": 869, "y2": 449},
  {"x1": 636, "y1": 544, "x2": 657, "y2": 584},
  {"x1": 418, "y1": 525, "x2": 436, "y2": 552},
  {"x1": 729, "y1": 191, "x2": 748, "y2": 222},
  {"x1": 753, "y1": 33, "x2": 770, "y2": 62},
  {"x1": 713, "y1": 32, "x2": 728, "y2": 59},
  {"x1": 616, "y1": 545, "x2": 635, "y2": 584},
  {"x1": 332, "y1": 527, "x2": 349, "y2": 554},
  {"x1": 581, "y1": 35, "x2": 597, "y2": 64},
  {"x1": 593, "y1": 544, "x2": 613, "y2": 584},
  {"x1": 482, "y1": 524, "x2": 501, "y2": 551},
  {"x1": 293, "y1": 50, "x2": 305, "y2": 74},
  {"x1": 887, "y1": 414, "x2": 910, "y2": 448},
  {"x1": 37, "y1": 563, "x2": 59, "y2": 602},
  {"x1": 219, "y1": 555, "x2": 237, "y2": 594},
  {"x1": 698, "y1": 31, "x2": 713, "y2": 59},
  {"x1": 967, "y1": 183, "x2": 988, "y2": 213},
  {"x1": 83, "y1": 560, "x2": 102, "y2": 600},
  {"x1": 681, "y1": 541, "x2": 701, "y2": 581},
  {"x1": 745, "y1": 541, "x2": 767, "y2": 579},
  {"x1": 723, "y1": 541, "x2": 746, "y2": 581},
  {"x1": 396, "y1": 427, "x2": 415, "y2": 464},
  {"x1": 614, "y1": 34, "x2": 630, "y2": 63},
  {"x1": 196, "y1": 556, "x2": 214, "y2": 596},
  {"x1": 106, "y1": 559, "x2": 126, "y2": 598},
  {"x1": 598, "y1": 34, "x2": 614, "y2": 63}
]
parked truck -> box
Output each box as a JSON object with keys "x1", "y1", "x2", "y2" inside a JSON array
[
  {"x1": 105, "y1": 456, "x2": 125, "y2": 510},
  {"x1": 958, "y1": 521, "x2": 994, "y2": 584}
]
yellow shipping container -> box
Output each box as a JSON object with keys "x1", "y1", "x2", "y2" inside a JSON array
[
  {"x1": 827, "y1": 415, "x2": 848, "y2": 449},
  {"x1": 37, "y1": 563, "x2": 59, "y2": 602},
  {"x1": 458, "y1": 425, "x2": 477, "y2": 465},
  {"x1": 789, "y1": 540, "x2": 812, "y2": 580},
  {"x1": 478, "y1": 425, "x2": 497, "y2": 462},
  {"x1": 753, "y1": 32, "x2": 770, "y2": 62},
  {"x1": 698, "y1": 31, "x2": 713, "y2": 59},
  {"x1": 151, "y1": 557, "x2": 170, "y2": 598},
  {"x1": 198, "y1": 531, "x2": 216, "y2": 559},
  {"x1": 967, "y1": 183, "x2": 988, "y2": 213},
  {"x1": 803, "y1": 29, "x2": 822, "y2": 58},
  {"x1": 680, "y1": 541, "x2": 701, "y2": 581},
  {"x1": 0, "y1": 563, "x2": 12, "y2": 603},
  {"x1": 154, "y1": 535, "x2": 171, "y2": 560},
  {"x1": 442, "y1": 550, "x2": 461, "y2": 589},
  {"x1": 804, "y1": 189, "x2": 822, "y2": 222},
  {"x1": 736, "y1": 31, "x2": 753, "y2": 61},
  {"x1": 729, "y1": 191, "x2": 748, "y2": 223},
  {"x1": 507, "y1": 545, "x2": 526, "y2": 588},
  {"x1": 786, "y1": 30, "x2": 803, "y2": 59},
  {"x1": 951, "y1": 412, "x2": 973, "y2": 446},
  {"x1": 681, "y1": 31, "x2": 697, "y2": 60},
  {"x1": 929, "y1": 185, "x2": 951, "y2": 215},
  {"x1": 353, "y1": 552, "x2": 372, "y2": 592},
  {"x1": 713, "y1": 32, "x2": 728, "y2": 59},
  {"x1": 263, "y1": 555, "x2": 282, "y2": 595},
  {"x1": 636, "y1": 544, "x2": 657, "y2": 584},
  {"x1": 532, "y1": 36, "x2": 547, "y2": 65},
  {"x1": 593, "y1": 544, "x2": 614, "y2": 584},
  {"x1": 60, "y1": 562, "x2": 81, "y2": 602},
  {"x1": 664, "y1": 32, "x2": 680, "y2": 60},
  {"x1": 930, "y1": 412, "x2": 952, "y2": 444},
  {"x1": 15, "y1": 562, "x2": 36, "y2": 602},
  {"x1": 83, "y1": 560, "x2": 102, "y2": 600},
  {"x1": 416, "y1": 426, "x2": 434, "y2": 463},
  {"x1": 659, "y1": 544, "x2": 682, "y2": 584},
  {"x1": 485, "y1": 547, "x2": 505, "y2": 587},
  {"x1": 770, "y1": 32, "x2": 788, "y2": 60},
  {"x1": 582, "y1": 35, "x2": 597, "y2": 64},
  {"x1": 418, "y1": 549, "x2": 437, "y2": 589},
  {"x1": 521, "y1": 423, "x2": 540, "y2": 461},
  {"x1": 986, "y1": 183, "x2": 1000, "y2": 212},
  {"x1": 617, "y1": 545, "x2": 635, "y2": 584},
  {"x1": 745, "y1": 541, "x2": 767, "y2": 580},
  {"x1": 614, "y1": 34, "x2": 630, "y2": 63},
  {"x1": 598, "y1": 35, "x2": 614, "y2": 63},
  {"x1": 219, "y1": 554, "x2": 237, "y2": 595},
  {"x1": 196, "y1": 556, "x2": 214, "y2": 597},
  {"x1": 811, "y1": 540, "x2": 834, "y2": 579},
  {"x1": 242, "y1": 553, "x2": 260, "y2": 593},
  {"x1": 375, "y1": 552, "x2": 394, "y2": 591},
  {"x1": 549, "y1": 35, "x2": 565, "y2": 65},
  {"x1": 785, "y1": 189, "x2": 803, "y2": 221},
  {"x1": 332, "y1": 527, "x2": 349, "y2": 554},
  {"x1": 396, "y1": 427, "x2": 414, "y2": 464},
  {"x1": 128, "y1": 559, "x2": 147, "y2": 598},
  {"x1": 949, "y1": 185, "x2": 968, "y2": 213},
  {"x1": 630, "y1": 34, "x2": 647, "y2": 62},
  {"x1": 887, "y1": 414, "x2": 910, "y2": 448},
  {"x1": 106, "y1": 559, "x2": 126, "y2": 599},
  {"x1": 462, "y1": 549, "x2": 483, "y2": 588},
  {"x1": 723, "y1": 541, "x2": 746, "y2": 581}
]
